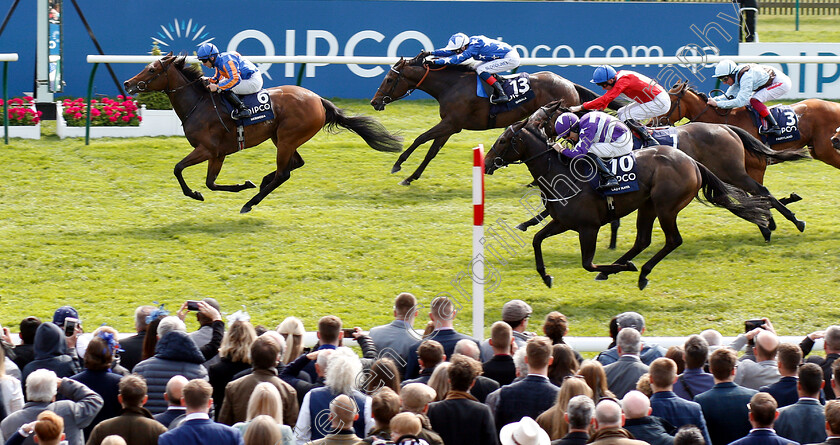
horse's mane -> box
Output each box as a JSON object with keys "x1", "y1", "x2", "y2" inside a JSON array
[
  {"x1": 684, "y1": 83, "x2": 709, "y2": 102},
  {"x1": 172, "y1": 55, "x2": 205, "y2": 82}
]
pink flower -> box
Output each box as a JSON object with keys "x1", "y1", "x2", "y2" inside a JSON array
[
  {"x1": 117, "y1": 95, "x2": 124, "y2": 100},
  {"x1": 74, "y1": 113, "x2": 83, "y2": 119},
  {"x1": 91, "y1": 109, "x2": 101, "y2": 117},
  {"x1": 122, "y1": 115, "x2": 130, "y2": 122},
  {"x1": 137, "y1": 116, "x2": 142, "y2": 122},
  {"x1": 109, "y1": 116, "x2": 117, "y2": 122},
  {"x1": 23, "y1": 96, "x2": 34, "y2": 102}
]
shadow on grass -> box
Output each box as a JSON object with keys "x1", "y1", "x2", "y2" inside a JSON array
[{"x1": 68, "y1": 218, "x2": 271, "y2": 240}]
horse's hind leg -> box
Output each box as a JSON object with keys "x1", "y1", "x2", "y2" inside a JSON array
[
  {"x1": 638, "y1": 211, "x2": 683, "y2": 290},
  {"x1": 174, "y1": 146, "x2": 213, "y2": 201},
  {"x1": 763, "y1": 189, "x2": 806, "y2": 233},
  {"x1": 204, "y1": 157, "x2": 257, "y2": 192},
  {"x1": 594, "y1": 205, "x2": 656, "y2": 280},
  {"x1": 259, "y1": 152, "x2": 305, "y2": 191},
  {"x1": 402, "y1": 135, "x2": 453, "y2": 186},
  {"x1": 608, "y1": 219, "x2": 620, "y2": 250},
  {"x1": 516, "y1": 208, "x2": 550, "y2": 231},
  {"x1": 533, "y1": 219, "x2": 568, "y2": 288}
]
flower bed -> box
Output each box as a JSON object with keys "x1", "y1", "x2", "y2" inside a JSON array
[
  {"x1": 56, "y1": 97, "x2": 184, "y2": 139},
  {"x1": 1, "y1": 97, "x2": 42, "y2": 139}
]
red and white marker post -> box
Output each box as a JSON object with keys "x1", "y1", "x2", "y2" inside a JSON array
[{"x1": 472, "y1": 144, "x2": 485, "y2": 339}]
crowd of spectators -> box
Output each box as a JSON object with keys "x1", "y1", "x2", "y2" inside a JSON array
[{"x1": 1, "y1": 297, "x2": 839, "y2": 445}]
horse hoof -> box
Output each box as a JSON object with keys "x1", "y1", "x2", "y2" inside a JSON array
[
  {"x1": 595, "y1": 272, "x2": 608, "y2": 281},
  {"x1": 515, "y1": 223, "x2": 528, "y2": 232},
  {"x1": 240, "y1": 205, "x2": 252, "y2": 214},
  {"x1": 244, "y1": 180, "x2": 256, "y2": 189},
  {"x1": 400, "y1": 178, "x2": 412, "y2": 186},
  {"x1": 796, "y1": 220, "x2": 806, "y2": 232},
  {"x1": 788, "y1": 192, "x2": 802, "y2": 203},
  {"x1": 542, "y1": 275, "x2": 553, "y2": 288},
  {"x1": 626, "y1": 261, "x2": 637, "y2": 272},
  {"x1": 768, "y1": 218, "x2": 777, "y2": 231},
  {"x1": 638, "y1": 277, "x2": 649, "y2": 290},
  {"x1": 608, "y1": 244, "x2": 617, "y2": 250},
  {"x1": 391, "y1": 165, "x2": 402, "y2": 174},
  {"x1": 191, "y1": 191, "x2": 204, "y2": 201}
]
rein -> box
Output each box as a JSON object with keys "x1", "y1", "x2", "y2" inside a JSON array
[
  {"x1": 378, "y1": 62, "x2": 443, "y2": 103},
  {"x1": 494, "y1": 124, "x2": 556, "y2": 169},
  {"x1": 665, "y1": 84, "x2": 730, "y2": 124}
]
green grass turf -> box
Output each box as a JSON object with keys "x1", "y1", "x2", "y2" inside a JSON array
[
  {"x1": 759, "y1": 14, "x2": 840, "y2": 43},
  {"x1": 1, "y1": 98, "x2": 839, "y2": 340}
]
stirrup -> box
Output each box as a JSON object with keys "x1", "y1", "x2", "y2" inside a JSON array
[
  {"x1": 597, "y1": 178, "x2": 619, "y2": 191},
  {"x1": 490, "y1": 94, "x2": 509, "y2": 105},
  {"x1": 759, "y1": 125, "x2": 780, "y2": 135}
]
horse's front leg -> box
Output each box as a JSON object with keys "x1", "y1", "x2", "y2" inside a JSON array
[
  {"x1": 174, "y1": 146, "x2": 213, "y2": 201},
  {"x1": 401, "y1": 134, "x2": 454, "y2": 186},
  {"x1": 392, "y1": 120, "x2": 458, "y2": 174},
  {"x1": 204, "y1": 156, "x2": 257, "y2": 192},
  {"x1": 533, "y1": 219, "x2": 568, "y2": 288}
]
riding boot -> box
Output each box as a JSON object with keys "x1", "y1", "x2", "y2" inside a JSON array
[
  {"x1": 222, "y1": 90, "x2": 252, "y2": 119},
  {"x1": 759, "y1": 112, "x2": 781, "y2": 135},
  {"x1": 585, "y1": 152, "x2": 619, "y2": 191},
  {"x1": 625, "y1": 119, "x2": 657, "y2": 147},
  {"x1": 490, "y1": 82, "x2": 509, "y2": 104}
]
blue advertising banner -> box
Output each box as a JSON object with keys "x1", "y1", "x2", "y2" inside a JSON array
[{"x1": 0, "y1": 0, "x2": 740, "y2": 99}]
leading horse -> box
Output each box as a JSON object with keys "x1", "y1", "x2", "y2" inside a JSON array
[
  {"x1": 657, "y1": 80, "x2": 840, "y2": 171},
  {"x1": 485, "y1": 112, "x2": 771, "y2": 290},
  {"x1": 123, "y1": 54, "x2": 403, "y2": 213},
  {"x1": 370, "y1": 54, "x2": 626, "y2": 185}
]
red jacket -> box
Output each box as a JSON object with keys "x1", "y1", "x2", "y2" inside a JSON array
[{"x1": 583, "y1": 70, "x2": 665, "y2": 111}]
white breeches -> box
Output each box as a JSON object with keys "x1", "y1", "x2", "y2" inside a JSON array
[
  {"x1": 589, "y1": 134, "x2": 634, "y2": 159},
  {"x1": 752, "y1": 71, "x2": 792, "y2": 102},
  {"x1": 230, "y1": 72, "x2": 263, "y2": 95},
  {"x1": 617, "y1": 90, "x2": 671, "y2": 122},
  {"x1": 475, "y1": 51, "x2": 521, "y2": 75}
]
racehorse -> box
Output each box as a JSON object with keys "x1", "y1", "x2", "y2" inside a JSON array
[
  {"x1": 123, "y1": 53, "x2": 403, "y2": 213},
  {"x1": 370, "y1": 54, "x2": 626, "y2": 186},
  {"x1": 514, "y1": 101, "x2": 807, "y2": 243},
  {"x1": 657, "y1": 80, "x2": 840, "y2": 171},
  {"x1": 484, "y1": 114, "x2": 771, "y2": 290}
]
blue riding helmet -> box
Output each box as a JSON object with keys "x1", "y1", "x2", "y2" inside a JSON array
[
  {"x1": 197, "y1": 43, "x2": 219, "y2": 61},
  {"x1": 555, "y1": 112, "x2": 580, "y2": 138},
  {"x1": 591, "y1": 65, "x2": 617, "y2": 84}
]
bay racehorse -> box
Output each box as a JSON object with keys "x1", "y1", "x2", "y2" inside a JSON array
[
  {"x1": 657, "y1": 80, "x2": 840, "y2": 171},
  {"x1": 515, "y1": 101, "x2": 808, "y2": 243},
  {"x1": 123, "y1": 54, "x2": 402, "y2": 213},
  {"x1": 485, "y1": 115, "x2": 771, "y2": 290},
  {"x1": 370, "y1": 54, "x2": 626, "y2": 186}
]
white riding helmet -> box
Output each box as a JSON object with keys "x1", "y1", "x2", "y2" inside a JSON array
[
  {"x1": 713, "y1": 59, "x2": 739, "y2": 78},
  {"x1": 444, "y1": 33, "x2": 469, "y2": 51}
]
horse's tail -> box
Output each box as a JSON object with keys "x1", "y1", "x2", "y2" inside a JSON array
[
  {"x1": 727, "y1": 125, "x2": 810, "y2": 164},
  {"x1": 696, "y1": 162, "x2": 772, "y2": 227},
  {"x1": 321, "y1": 98, "x2": 403, "y2": 152},
  {"x1": 573, "y1": 83, "x2": 630, "y2": 111}
]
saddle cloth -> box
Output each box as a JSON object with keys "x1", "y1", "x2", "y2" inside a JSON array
[
  {"x1": 584, "y1": 153, "x2": 641, "y2": 195},
  {"x1": 631, "y1": 126, "x2": 679, "y2": 151},
  {"x1": 475, "y1": 73, "x2": 536, "y2": 114},
  {"x1": 745, "y1": 105, "x2": 801, "y2": 145},
  {"x1": 220, "y1": 89, "x2": 275, "y2": 126}
]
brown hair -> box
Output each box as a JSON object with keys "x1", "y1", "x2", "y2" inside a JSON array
[
  {"x1": 242, "y1": 415, "x2": 283, "y2": 445},
  {"x1": 526, "y1": 336, "x2": 553, "y2": 369},
  {"x1": 490, "y1": 321, "x2": 512, "y2": 352},
  {"x1": 649, "y1": 357, "x2": 677, "y2": 389},
  {"x1": 709, "y1": 348, "x2": 738, "y2": 381},
  {"x1": 34, "y1": 411, "x2": 64, "y2": 442},
  {"x1": 665, "y1": 346, "x2": 685, "y2": 375},
  {"x1": 182, "y1": 379, "x2": 212, "y2": 410},
  {"x1": 390, "y1": 412, "x2": 422, "y2": 437},
  {"x1": 318, "y1": 315, "x2": 342, "y2": 344},
  {"x1": 748, "y1": 392, "x2": 777, "y2": 427},
  {"x1": 394, "y1": 293, "x2": 418, "y2": 318},
  {"x1": 250, "y1": 336, "x2": 281, "y2": 370},
  {"x1": 777, "y1": 343, "x2": 802, "y2": 373},
  {"x1": 683, "y1": 335, "x2": 709, "y2": 370},
  {"x1": 371, "y1": 387, "x2": 401, "y2": 427},
  {"x1": 548, "y1": 344, "x2": 579, "y2": 384},
  {"x1": 826, "y1": 400, "x2": 840, "y2": 435},
  {"x1": 431, "y1": 297, "x2": 456, "y2": 322},
  {"x1": 118, "y1": 374, "x2": 148, "y2": 407},
  {"x1": 798, "y1": 362, "x2": 824, "y2": 396},
  {"x1": 578, "y1": 360, "x2": 614, "y2": 401},
  {"x1": 543, "y1": 312, "x2": 569, "y2": 344},
  {"x1": 448, "y1": 355, "x2": 481, "y2": 392},
  {"x1": 84, "y1": 337, "x2": 114, "y2": 372},
  {"x1": 366, "y1": 358, "x2": 401, "y2": 395},
  {"x1": 545, "y1": 377, "x2": 592, "y2": 439},
  {"x1": 142, "y1": 318, "x2": 162, "y2": 360},
  {"x1": 417, "y1": 340, "x2": 445, "y2": 369}
]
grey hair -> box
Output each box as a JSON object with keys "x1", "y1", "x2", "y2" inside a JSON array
[
  {"x1": 617, "y1": 328, "x2": 642, "y2": 355},
  {"x1": 700, "y1": 329, "x2": 723, "y2": 347},
  {"x1": 566, "y1": 394, "x2": 595, "y2": 430},
  {"x1": 325, "y1": 347, "x2": 362, "y2": 395},
  {"x1": 453, "y1": 339, "x2": 480, "y2": 361},
  {"x1": 134, "y1": 305, "x2": 155, "y2": 330},
  {"x1": 513, "y1": 347, "x2": 529, "y2": 377},
  {"x1": 260, "y1": 331, "x2": 287, "y2": 362},
  {"x1": 26, "y1": 369, "x2": 58, "y2": 402},
  {"x1": 157, "y1": 316, "x2": 186, "y2": 338}
]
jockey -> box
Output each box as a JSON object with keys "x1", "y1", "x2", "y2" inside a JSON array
[
  {"x1": 707, "y1": 59, "x2": 792, "y2": 135},
  {"x1": 569, "y1": 65, "x2": 667, "y2": 148},
  {"x1": 426, "y1": 33, "x2": 520, "y2": 104},
  {"x1": 554, "y1": 111, "x2": 634, "y2": 191},
  {"x1": 196, "y1": 43, "x2": 263, "y2": 120}
]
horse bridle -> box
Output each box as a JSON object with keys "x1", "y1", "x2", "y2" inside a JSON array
[
  {"x1": 662, "y1": 83, "x2": 731, "y2": 125},
  {"x1": 133, "y1": 58, "x2": 202, "y2": 93},
  {"x1": 375, "y1": 61, "x2": 438, "y2": 104},
  {"x1": 492, "y1": 123, "x2": 556, "y2": 169}
]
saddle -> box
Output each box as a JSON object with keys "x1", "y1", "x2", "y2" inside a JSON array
[
  {"x1": 219, "y1": 89, "x2": 275, "y2": 126},
  {"x1": 744, "y1": 105, "x2": 801, "y2": 145},
  {"x1": 631, "y1": 127, "x2": 679, "y2": 151},
  {"x1": 476, "y1": 73, "x2": 536, "y2": 116}
]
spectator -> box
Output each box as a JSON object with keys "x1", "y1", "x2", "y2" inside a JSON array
[
  {"x1": 674, "y1": 426, "x2": 707, "y2": 445},
  {"x1": 603, "y1": 328, "x2": 649, "y2": 398},
  {"x1": 368, "y1": 293, "x2": 419, "y2": 377},
  {"x1": 674, "y1": 335, "x2": 714, "y2": 401},
  {"x1": 158, "y1": 379, "x2": 243, "y2": 445},
  {"x1": 1, "y1": 369, "x2": 103, "y2": 445},
  {"x1": 774, "y1": 362, "x2": 826, "y2": 444},
  {"x1": 230, "y1": 382, "x2": 294, "y2": 444},
  {"x1": 427, "y1": 355, "x2": 498, "y2": 445},
  {"x1": 364, "y1": 387, "x2": 400, "y2": 444},
  {"x1": 549, "y1": 395, "x2": 594, "y2": 445},
  {"x1": 577, "y1": 360, "x2": 614, "y2": 402},
  {"x1": 694, "y1": 348, "x2": 758, "y2": 445},
  {"x1": 729, "y1": 318, "x2": 776, "y2": 363},
  {"x1": 734, "y1": 330, "x2": 781, "y2": 390},
  {"x1": 3, "y1": 410, "x2": 64, "y2": 445},
  {"x1": 243, "y1": 414, "x2": 293, "y2": 445},
  {"x1": 277, "y1": 317, "x2": 305, "y2": 367},
  {"x1": 183, "y1": 298, "x2": 224, "y2": 359},
  {"x1": 759, "y1": 343, "x2": 803, "y2": 408},
  {"x1": 815, "y1": 400, "x2": 840, "y2": 445},
  {"x1": 280, "y1": 345, "x2": 327, "y2": 407},
  {"x1": 100, "y1": 436, "x2": 126, "y2": 445},
  {"x1": 493, "y1": 337, "x2": 559, "y2": 432},
  {"x1": 52, "y1": 306, "x2": 83, "y2": 371},
  {"x1": 402, "y1": 341, "x2": 444, "y2": 387},
  {"x1": 606, "y1": 317, "x2": 619, "y2": 350},
  {"x1": 141, "y1": 318, "x2": 164, "y2": 362},
  {"x1": 363, "y1": 358, "x2": 401, "y2": 396},
  {"x1": 542, "y1": 312, "x2": 584, "y2": 365},
  {"x1": 399, "y1": 384, "x2": 443, "y2": 445},
  {"x1": 547, "y1": 345, "x2": 579, "y2": 387},
  {"x1": 648, "y1": 357, "x2": 712, "y2": 445},
  {"x1": 1, "y1": 346, "x2": 24, "y2": 418},
  {"x1": 153, "y1": 375, "x2": 188, "y2": 429},
  {"x1": 21, "y1": 323, "x2": 80, "y2": 387},
  {"x1": 304, "y1": 394, "x2": 366, "y2": 445},
  {"x1": 480, "y1": 300, "x2": 535, "y2": 360},
  {"x1": 513, "y1": 348, "x2": 529, "y2": 382},
  {"x1": 388, "y1": 412, "x2": 426, "y2": 445},
  {"x1": 452, "y1": 339, "x2": 498, "y2": 403},
  {"x1": 427, "y1": 362, "x2": 451, "y2": 402},
  {"x1": 635, "y1": 373, "x2": 652, "y2": 398},
  {"x1": 70, "y1": 335, "x2": 123, "y2": 437},
  {"x1": 120, "y1": 306, "x2": 156, "y2": 372},
  {"x1": 295, "y1": 348, "x2": 372, "y2": 443},
  {"x1": 85, "y1": 374, "x2": 167, "y2": 445},
  {"x1": 88, "y1": 327, "x2": 130, "y2": 376},
  {"x1": 700, "y1": 330, "x2": 723, "y2": 355},
  {"x1": 483, "y1": 321, "x2": 517, "y2": 387},
  {"x1": 800, "y1": 325, "x2": 840, "y2": 400},
  {"x1": 596, "y1": 312, "x2": 666, "y2": 366},
  {"x1": 405, "y1": 297, "x2": 481, "y2": 379},
  {"x1": 219, "y1": 335, "x2": 298, "y2": 427},
  {"x1": 11, "y1": 317, "x2": 41, "y2": 371},
  {"x1": 499, "y1": 416, "x2": 550, "y2": 445},
  {"x1": 535, "y1": 375, "x2": 592, "y2": 440},
  {"x1": 209, "y1": 320, "x2": 258, "y2": 417},
  {"x1": 587, "y1": 398, "x2": 647, "y2": 445},
  {"x1": 301, "y1": 316, "x2": 345, "y2": 383},
  {"x1": 666, "y1": 346, "x2": 685, "y2": 375},
  {"x1": 621, "y1": 390, "x2": 674, "y2": 445},
  {"x1": 728, "y1": 392, "x2": 799, "y2": 445},
  {"x1": 133, "y1": 316, "x2": 209, "y2": 414}
]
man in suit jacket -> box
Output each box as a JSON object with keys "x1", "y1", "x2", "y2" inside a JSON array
[
  {"x1": 483, "y1": 321, "x2": 517, "y2": 387},
  {"x1": 368, "y1": 293, "x2": 419, "y2": 378},
  {"x1": 775, "y1": 363, "x2": 827, "y2": 444},
  {"x1": 404, "y1": 297, "x2": 481, "y2": 379},
  {"x1": 695, "y1": 348, "x2": 758, "y2": 445},
  {"x1": 604, "y1": 328, "x2": 649, "y2": 398},
  {"x1": 734, "y1": 330, "x2": 781, "y2": 391},
  {"x1": 119, "y1": 306, "x2": 155, "y2": 372},
  {"x1": 427, "y1": 355, "x2": 499, "y2": 445},
  {"x1": 401, "y1": 340, "x2": 444, "y2": 387},
  {"x1": 728, "y1": 392, "x2": 799, "y2": 445},
  {"x1": 479, "y1": 300, "x2": 535, "y2": 360},
  {"x1": 800, "y1": 325, "x2": 840, "y2": 400},
  {"x1": 621, "y1": 390, "x2": 675, "y2": 445},
  {"x1": 153, "y1": 376, "x2": 188, "y2": 429},
  {"x1": 158, "y1": 379, "x2": 243, "y2": 445},
  {"x1": 759, "y1": 343, "x2": 802, "y2": 408},
  {"x1": 674, "y1": 335, "x2": 714, "y2": 401},
  {"x1": 648, "y1": 357, "x2": 712, "y2": 445},
  {"x1": 451, "y1": 340, "x2": 498, "y2": 403},
  {"x1": 596, "y1": 312, "x2": 666, "y2": 366},
  {"x1": 85, "y1": 374, "x2": 168, "y2": 445},
  {"x1": 551, "y1": 395, "x2": 594, "y2": 445},
  {"x1": 815, "y1": 400, "x2": 840, "y2": 445},
  {"x1": 493, "y1": 337, "x2": 560, "y2": 431}
]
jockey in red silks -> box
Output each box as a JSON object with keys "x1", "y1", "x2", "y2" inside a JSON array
[{"x1": 197, "y1": 43, "x2": 263, "y2": 119}]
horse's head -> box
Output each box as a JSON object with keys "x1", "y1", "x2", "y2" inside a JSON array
[
  {"x1": 485, "y1": 120, "x2": 534, "y2": 175},
  {"x1": 124, "y1": 52, "x2": 177, "y2": 95},
  {"x1": 652, "y1": 79, "x2": 698, "y2": 126},
  {"x1": 370, "y1": 56, "x2": 427, "y2": 111},
  {"x1": 529, "y1": 101, "x2": 567, "y2": 139},
  {"x1": 832, "y1": 126, "x2": 840, "y2": 150}
]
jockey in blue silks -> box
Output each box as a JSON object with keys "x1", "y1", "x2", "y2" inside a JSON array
[
  {"x1": 197, "y1": 43, "x2": 263, "y2": 119},
  {"x1": 427, "y1": 33, "x2": 520, "y2": 104}
]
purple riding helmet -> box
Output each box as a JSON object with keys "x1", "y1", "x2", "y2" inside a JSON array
[{"x1": 554, "y1": 112, "x2": 580, "y2": 138}]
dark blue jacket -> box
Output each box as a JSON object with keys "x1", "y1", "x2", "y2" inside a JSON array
[
  {"x1": 404, "y1": 329, "x2": 479, "y2": 379},
  {"x1": 759, "y1": 376, "x2": 799, "y2": 408},
  {"x1": 70, "y1": 369, "x2": 123, "y2": 438},
  {"x1": 158, "y1": 417, "x2": 243, "y2": 445},
  {"x1": 775, "y1": 398, "x2": 827, "y2": 444},
  {"x1": 22, "y1": 323, "x2": 80, "y2": 387},
  {"x1": 623, "y1": 416, "x2": 675, "y2": 445},
  {"x1": 650, "y1": 390, "x2": 712, "y2": 445},
  {"x1": 674, "y1": 367, "x2": 715, "y2": 400},
  {"x1": 494, "y1": 375, "x2": 559, "y2": 431},
  {"x1": 695, "y1": 382, "x2": 758, "y2": 445},
  {"x1": 728, "y1": 429, "x2": 799, "y2": 445}
]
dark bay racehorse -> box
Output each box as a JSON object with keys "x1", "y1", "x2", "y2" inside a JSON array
[
  {"x1": 123, "y1": 54, "x2": 402, "y2": 213},
  {"x1": 484, "y1": 116, "x2": 771, "y2": 290},
  {"x1": 370, "y1": 54, "x2": 626, "y2": 185},
  {"x1": 658, "y1": 80, "x2": 840, "y2": 171},
  {"x1": 516, "y1": 101, "x2": 808, "y2": 243}
]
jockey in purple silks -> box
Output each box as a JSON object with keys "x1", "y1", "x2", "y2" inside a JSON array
[{"x1": 554, "y1": 111, "x2": 634, "y2": 191}]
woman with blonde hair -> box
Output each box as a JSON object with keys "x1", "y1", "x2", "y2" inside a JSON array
[
  {"x1": 426, "y1": 361, "x2": 451, "y2": 402},
  {"x1": 243, "y1": 414, "x2": 292, "y2": 445},
  {"x1": 209, "y1": 320, "x2": 257, "y2": 415},
  {"x1": 1, "y1": 346, "x2": 24, "y2": 415},
  {"x1": 276, "y1": 317, "x2": 305, "y2": 364},
  {"x1": 577, "y1": 359, "x2": 615, "y2": 402},
  {"x1": 536, "y1": 376, "x2": 593, "y2": 440},
  {"x1": 232, "y1": 382, "x2": 294, "y2": 444}
]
